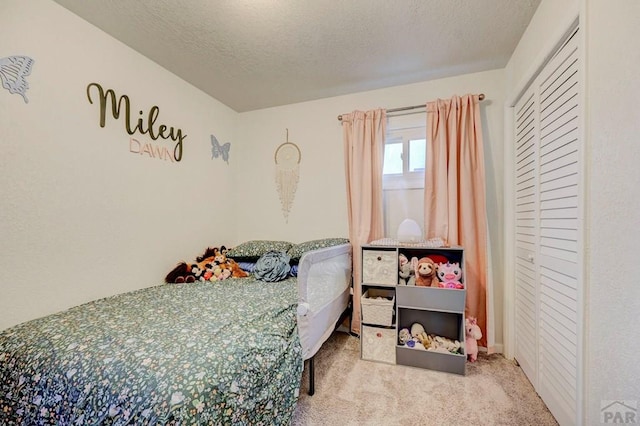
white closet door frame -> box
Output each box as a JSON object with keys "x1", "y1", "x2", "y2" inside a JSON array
[{"x1": 504, "y1": 18, "x2": 585, "y2": 426}]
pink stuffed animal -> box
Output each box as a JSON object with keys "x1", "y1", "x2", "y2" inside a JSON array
[
  {"x1": 436, "y1": 262, "x2": 464, "y2": 289},
  {"x1": 465, "y1": 317, "x2": 482, "y2": 362}
]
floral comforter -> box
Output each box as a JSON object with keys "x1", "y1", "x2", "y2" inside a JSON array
[{"x1": 0, "y1": 277, "x2": 303, "y2": 425}]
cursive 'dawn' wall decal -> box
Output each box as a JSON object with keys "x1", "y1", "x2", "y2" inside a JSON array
[
  {"x1": 0, "y1": 55, "x2": 34, "y2": 103},
  {"x1": 86, "y1": 82, "x2": 187, "y2": 162}
]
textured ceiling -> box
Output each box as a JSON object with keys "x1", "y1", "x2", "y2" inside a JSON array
[{"x1": 52, "y1": 0, "x2": 540, "y2": 112}]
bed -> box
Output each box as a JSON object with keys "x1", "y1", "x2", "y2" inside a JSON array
[{"x1": 0, "y1": 239, "x2": 352, "y2": 425}]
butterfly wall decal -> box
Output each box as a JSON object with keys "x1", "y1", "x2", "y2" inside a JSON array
[
  {"x1": 211, "y1": 134, "x2": 231, "y2": 164},
  {"x1": 0, "y1": 55, "x2": 34, "y2": 103}
]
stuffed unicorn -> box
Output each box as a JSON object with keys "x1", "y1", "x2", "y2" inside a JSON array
[{"x1": 436, "y1": 262, "x2": 464, "y2": 289}]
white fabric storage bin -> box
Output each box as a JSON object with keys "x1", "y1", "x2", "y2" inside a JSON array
[
  {"x1": 361, "y1": 325, "x2": 396, "y2": 364},
  {"x1": 362, "y1": 249, "x2": 397, "y2": 285},
  {"x1": 361, "y1": 289, "x2": 395, "y2": 326}
]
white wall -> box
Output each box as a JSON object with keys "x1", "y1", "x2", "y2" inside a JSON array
[
  {"x1": 504, "y1": 0, "x2": 581, "y2": 102},
  {"x1": 585, "y1": 0, "x2": 640, "y2": 422},
  {"x1": 2, "y1": 1, "x2": 508, "y2": 350},
  {"x1": 235, "y1": 70, "x2": 507, "y2": 347},
  {"x1": 0, "y1": 0, "x2": 238, "y2": 330},
  {"x1": 505, "y1": 0, "x2": 640, "y2": 423}
]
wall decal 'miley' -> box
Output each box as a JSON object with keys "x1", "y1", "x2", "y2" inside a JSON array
[{"x1": 86, "y1": 83, "x2": 187, "y2": 162}]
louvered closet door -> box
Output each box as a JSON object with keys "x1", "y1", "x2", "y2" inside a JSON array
[
  {"x1": 513, "y1": 27, "x2": 582, "y2": 426},
  {"x1": 537, "y1": 29, "x2": 581, "y2": 426},
  {"x1": 514, "y1": 86, "x2": 539, "y2": 387}
]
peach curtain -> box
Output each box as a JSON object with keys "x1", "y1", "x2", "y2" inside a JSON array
[
  {"x1": 342, "y1": 109, "x2": 386, "y2": 335},
  {"x1": 424, "y1": 95, "x2": 489, "y2": 347}
]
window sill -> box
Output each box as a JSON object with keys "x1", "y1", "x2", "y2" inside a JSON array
[{"x1": 383, "y1": 174, "x2": 424, "y2": 190}]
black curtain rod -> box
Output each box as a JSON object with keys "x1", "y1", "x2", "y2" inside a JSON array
[{"x1": 337, "y1": 93, "x2": 485, "y2": 121}]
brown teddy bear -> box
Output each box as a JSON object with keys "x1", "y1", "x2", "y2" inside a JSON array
[{"x1": 414, "y1": 257, "x2": 440, "y2": 287}]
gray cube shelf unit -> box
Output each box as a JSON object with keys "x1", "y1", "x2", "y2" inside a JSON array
[{"x1": 359, "y1": 244, "x2": 467, "y2": 375}]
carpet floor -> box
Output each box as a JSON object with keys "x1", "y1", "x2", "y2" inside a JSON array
[{"x1": 292, "y1": 332, "x2": 558, "y2": 425}]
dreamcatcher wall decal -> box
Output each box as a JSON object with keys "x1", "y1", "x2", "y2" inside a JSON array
[
  {"x1": 275, "y1": 129, "x2": 301, "y2": 223},
  {"x1": 0, "y1": 55, "x2": 34, "y2": 103}
]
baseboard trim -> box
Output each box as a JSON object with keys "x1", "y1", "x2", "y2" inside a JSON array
[{"x1": 480, "y1": 343, "x2": 504, "y2": 354}]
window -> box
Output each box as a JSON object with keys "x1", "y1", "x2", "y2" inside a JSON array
[
  {"x1": 383, "y1": 119, "x2": 426, "y2": 189},
  {"x1": 382, "y1": 115, "x2": 426, "y2": 238}
]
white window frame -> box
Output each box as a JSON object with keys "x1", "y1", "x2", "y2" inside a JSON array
[{"x1": 383, "y1": 124, "x2": 426, "y2": 190}]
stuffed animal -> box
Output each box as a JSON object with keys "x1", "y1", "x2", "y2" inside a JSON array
[
  {"x1": 213, "y1": 266, "x2": 232, "y2": 281},
  {"x1": 165, "y1": 246, "x2": 249, "y2": 283},
  {"x1": 398, "y1": 254, "x2": 417, "y2": 286},
  {"x1": 414, "y1": 257, "x2": 439, "y2": 287},
  {"x1": 416, "y1": 333, "x2": 430, "y2": 349},
  {"x1": 398, "y1": 328, "x2": 411, "y2": 345},
  {"x1": 436, "y1": 262, "x2": 464, "y2": 289},
  {"x1": 427, "y1": 335, "x2": 462, "y2": 354},
  {"x1": 410, "y1": 322, "x2": 425, "y2": 338},
  {"x1": 410, "y1": 323, "x2": 432, "y2": 350},
  {"x1": 465, "y1": 317, "x2": 482, "y2": 362},
  {"x1": 210, "y1": 248, "x2": 246, "y2": 280}
]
